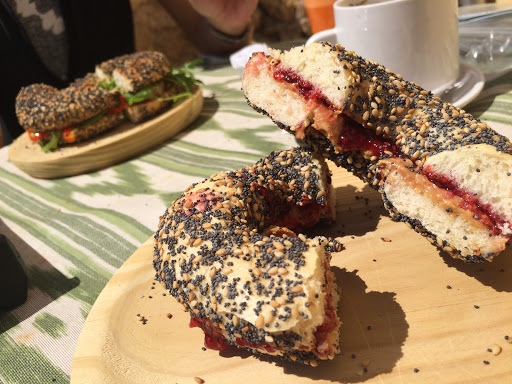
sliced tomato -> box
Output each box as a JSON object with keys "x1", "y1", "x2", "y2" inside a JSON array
[
  {"x1": 108, "y1": 95, "x2": 127, "y2": 115},
  {"x1": 26, "y1": 130, "x2": 50, "y2": 142},
  {"x1": 62, "y1": 127, "x2": 76, "y2": 143}
]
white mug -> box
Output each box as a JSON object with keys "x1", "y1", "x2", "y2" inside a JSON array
[{"x1": 307, "y1": 0, "x2": 459, "y2": 93}]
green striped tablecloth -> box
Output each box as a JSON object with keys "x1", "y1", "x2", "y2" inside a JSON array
[{"x1": 0, "y1": 61, "x2": 511, "y2": 384}]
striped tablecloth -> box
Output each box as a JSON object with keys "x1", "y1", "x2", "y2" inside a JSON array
[{"x1": 1, "y1": 59, "x2": 512, "y2": 384}]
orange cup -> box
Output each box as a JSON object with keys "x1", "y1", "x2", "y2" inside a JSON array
[{"x1": 304, "y1": 0, "x2": 337, "y2": 34}]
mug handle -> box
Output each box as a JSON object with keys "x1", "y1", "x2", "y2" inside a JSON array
[{"x1": 305, "y1": 28, "x2": 337, "y2": 46}]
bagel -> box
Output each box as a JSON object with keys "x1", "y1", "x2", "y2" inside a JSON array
[
  {"x1": 242, "y1": 42, "x2": 512, "y2": 262},
  {"x1": 153, "y1": 147, "x2": 342, "y2": 365},
  {"x1": 15, "y1": 74, "x2": 124, "y2": 150}
]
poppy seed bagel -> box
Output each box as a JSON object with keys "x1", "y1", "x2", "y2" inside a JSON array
[
  {"x1": 153, "y1": 147, "x2": 342, "y2": 365},
  {"x1": 242, "y1": 42, "x2": 512, "y2": 262}
]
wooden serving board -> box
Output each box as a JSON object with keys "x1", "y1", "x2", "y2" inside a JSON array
[
  {"x1": 7, "y1": 86, "x2": 203, "y2": 179},
  {"x1": 70, "y1": 164, "x2": 512, "y2": 384}
]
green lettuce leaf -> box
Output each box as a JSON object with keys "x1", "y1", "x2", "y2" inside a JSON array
[{"x1": 40, "y1": 132, "x2": 60, "y2": 152}]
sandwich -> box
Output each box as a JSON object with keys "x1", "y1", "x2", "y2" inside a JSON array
[
  {"x1": 15, "y1": 74, "x2": 124, "y2": 152},
  {"x1": 15, "y1": 51, "x2": 201, "y2": 151},
  {"x1": 95, "y1": 51, "x2": 191, "y2": 123},
  {"x1": 242, "y1": 42, "x2": 512, "y2": 262}
]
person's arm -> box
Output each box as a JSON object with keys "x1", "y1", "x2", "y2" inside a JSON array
[{"x1": 158, "y1": 0, "x2": 258, "y2": 55}]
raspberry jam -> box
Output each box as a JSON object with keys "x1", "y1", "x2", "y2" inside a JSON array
[
  {"x1": 189, "y1": 317, "x2": 227, "y2": 351},
  {"x1": 340, "y1": 118, "x2": 398, "y2": 157},
  {"x1": 423, "y1": 166, "x2": 509, "y2": 237},
  {"x1": 273, "y1": 69, "x2": 321, "y2": 100},
  {"x1": 253, "y1": 183, "x2": 327, "y2": 233},
  {"x1": 273, "y1": 66, "x2": 398, "y2": 158}
]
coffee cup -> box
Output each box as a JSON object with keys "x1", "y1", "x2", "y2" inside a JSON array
[{"x1": 306, "y1": 0, "x2": 459, "y2": 93}]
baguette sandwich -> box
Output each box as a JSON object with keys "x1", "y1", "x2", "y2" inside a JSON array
[
  {"x1": 242, "y1": 42, "x2": 512, "y2": 262},
  {"x1": 15, "y1": 74, "x2": 124, "y2": 152},
  {"x1": 15, "y1": 51, "x2": 200, "y2": 151},
  {"x1": 95, "y1": 51, "x2": 188, "y2": 123}
]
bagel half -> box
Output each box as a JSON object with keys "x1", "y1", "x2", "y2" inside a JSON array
[
  {"x1": 242, "y1": 42, "x2": 512, "y2": 262},
  {"x1": 154, "y1": 147, "x2": 342, "y2": 366}
]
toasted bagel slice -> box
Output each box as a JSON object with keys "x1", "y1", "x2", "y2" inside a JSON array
[
  {"x1": 242, "y1": 42, "x2": 512, "y2": 262},
  {"x1": 154, "y1": 147, "x2": 341, "y2": 365}
]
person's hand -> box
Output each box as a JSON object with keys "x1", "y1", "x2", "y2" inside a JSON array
[{"x1": 187, "y1": 0, "x2": 258, "y2": 36}]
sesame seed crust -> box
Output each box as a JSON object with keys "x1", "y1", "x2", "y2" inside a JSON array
[
  {"x1": 242, "y1": 42, "x2": 512, "y2": 262},
  {"x1": 109, "y1": 51, "x2": 171, "y2": 93},
  {"x1": 153, "y1": 147, "x2": 342, "y2": 365},
  {"x1": 15, "y1": 74, "x2": 121, "y2": 132}
]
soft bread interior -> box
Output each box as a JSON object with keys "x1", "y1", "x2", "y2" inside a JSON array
[
  {"x1": 381, "y1": 160, "x2": 508, "y2": 259},
  {"x1": 425, "y1": 144, "x2": 512, "y2": 235},
  {"x1": 269, "y1": 45, "x2": 352, "y2": 109},
  {"x1": 94, "y1": 67, "x2": 111, "y2": 83},
  {"x1": 243, "y1": 52, "x2": 313, "y2": 129}
]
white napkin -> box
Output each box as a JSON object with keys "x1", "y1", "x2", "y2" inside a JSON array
[{"x1": 229, "y1": 43, "x2": 269, "y2": 76}]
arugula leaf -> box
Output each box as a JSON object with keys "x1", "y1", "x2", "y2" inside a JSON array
[
  {"x1": 123, "y1": 86, "x2": 155, "y2": 105},
  {"x1": 40, "y1": 131, "x2": 60, "y2": 152},
  {"x1": 98, "y1": 79, "x2": 117, "y2": 90},
  {"x1": 156, "y1": 92, "x2": 192, "y2": 103},
  {"x1": 80, "y1": 111, "x2": 107, "y2": 127},
  {"x1": 166, "y1": 59, "x2": 203, "y2": 93}
]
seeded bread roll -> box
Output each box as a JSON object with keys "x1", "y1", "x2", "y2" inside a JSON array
[
  {"x1": 242, "y1": 42, "x2": 512, "y2": 262},
  {"x1": 154, "y1": 147, "x2": 342, "y2": 366},
  {"x1": 109, "y1": 51, "x2": 170, "y2": 93},
  {"x1": 95, "y1": 51, "x2": 186, "y2": 123},
  {"x1": 16, "y1": 75, "x2": 121, "y2": 133}
]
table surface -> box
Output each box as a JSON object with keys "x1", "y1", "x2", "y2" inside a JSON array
[{"x1": 1, "y1": 53, "x2": 512, "y2": 384}]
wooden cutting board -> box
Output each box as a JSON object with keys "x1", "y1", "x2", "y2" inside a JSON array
[
  {"x1": 70, "y1": 164, "x2": 512, "y2": 384},
  {"x1": 7, "y1": 86, "x2": 203, "y2": 179}
]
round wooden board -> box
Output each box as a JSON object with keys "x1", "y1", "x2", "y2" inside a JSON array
[
  {"x1": 7, "y1": 86, "x2": 203, "y2": 179},
  {"x1": 71, "y1": 164, "x2": 512, "y2": 384}
]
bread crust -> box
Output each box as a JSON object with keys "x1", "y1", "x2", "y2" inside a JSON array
[
  {"x1": 154, "y1": 147, "x2": 341, "y2": 365},
  {"x1": 109, "y1": 51, "x2": 171, "y2": 93}
]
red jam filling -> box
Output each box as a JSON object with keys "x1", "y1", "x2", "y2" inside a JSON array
[
  {"x1": 189, "y1": 317, "x2": 227, "y2": 350},
  {"x1": 423, "y1": 165, "x2": 510, "y2": 239},
  {"x1": 273, "y1": 66, "x2": 398, "y2": 158},
  {"x1": 340, "y1": 117, "x2": 399, "y2": 157},
  {"x1": 273, "y1": 69, "x2": 322, "y2": 101},
  {"x1": 253, "y1": 183, "x2": 330, "y2": 233},
  {"x1": 182, "y1": 190, "x2": 222, "y2": 215}
]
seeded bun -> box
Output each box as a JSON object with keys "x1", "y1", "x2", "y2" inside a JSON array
[
  {"x1": 15, "y1": 74, "x2": 121, "y2": 133},
  {"x1": 242, "y1": 42, "x2": 512, "y2": 262},
  {"x1": 154, "y1": 147, "x2": 342, "y2": 365},
  {"x1": 95, "y1": 51, "x2": 171, "y2": 93}
]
